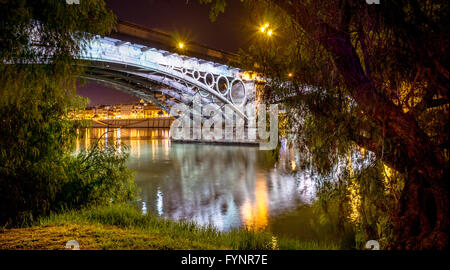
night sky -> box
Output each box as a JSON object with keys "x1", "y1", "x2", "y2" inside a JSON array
[{"x1": 78, "y1": 0, "x2": 253, "y2": 106}]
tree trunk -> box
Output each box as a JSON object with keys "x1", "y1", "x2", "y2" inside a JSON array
[
  {"x1": 392, "y1": 168, "x2": 449, "y2": 250},
  {"x1": 314, "y1": 22, "x2": 449, "y2": 250}
]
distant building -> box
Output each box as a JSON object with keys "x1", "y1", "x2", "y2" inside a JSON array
[
  {"x1": 72, "y1": 101, "x2": 171, "y2": 120},
  {"x1": 120, "y1": 104, "x2": 134, "y2": 119}
]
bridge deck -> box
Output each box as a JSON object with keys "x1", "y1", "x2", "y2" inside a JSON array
[{"x1": 110, "y1": 20, "x2": 238, "y2": 65}]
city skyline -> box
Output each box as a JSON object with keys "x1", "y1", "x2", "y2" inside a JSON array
[{"x1": 71, "y1": 100, "x2": 171, "y2": 120}]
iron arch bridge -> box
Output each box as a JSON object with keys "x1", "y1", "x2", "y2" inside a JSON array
[{"x1": 79, "y1": 36, "x2": 255, "y2": 120}]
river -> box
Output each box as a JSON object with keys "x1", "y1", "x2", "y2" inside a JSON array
[{"x1": 76, "y1": 128, "x2": 327, "y2": 242}]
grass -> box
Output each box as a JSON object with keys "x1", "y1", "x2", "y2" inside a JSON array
[{"x1": 0, "y1": 204, "x2": 339, "y2": 250}]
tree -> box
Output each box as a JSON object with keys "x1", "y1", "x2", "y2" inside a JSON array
[
  {"x1": 203, "y1": 0, "x2": 449, "y2": 249},
  {"x1": 0, "y1": 0, "x2": 136, "y2": 225}
]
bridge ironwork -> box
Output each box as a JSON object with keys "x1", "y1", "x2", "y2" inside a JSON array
[{"x1": 79, "y1": 34, "x2": 255, "y2": 120}]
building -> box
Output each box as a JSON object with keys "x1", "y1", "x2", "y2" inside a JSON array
[{"x1": 73, "y1": 101, "x2": 170, "y2": 120}]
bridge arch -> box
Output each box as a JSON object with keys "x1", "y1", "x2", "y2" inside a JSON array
[{"x1": 79, "y1": 36, "x2": 253, "y2": 120}]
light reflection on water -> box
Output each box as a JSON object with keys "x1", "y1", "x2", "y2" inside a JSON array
[{"x1": 77, "y1": 128, "x2": 316, "y2": 235}]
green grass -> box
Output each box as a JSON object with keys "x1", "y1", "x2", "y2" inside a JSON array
[{"x1": 1, "y1": 204, "x2": 339, "y2": 250}]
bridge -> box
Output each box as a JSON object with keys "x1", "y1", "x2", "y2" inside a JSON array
[{"x1": 79, "y1": 21, "x2": 256, "y2": 122}]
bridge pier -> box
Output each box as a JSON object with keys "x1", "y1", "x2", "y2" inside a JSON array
[{"x1": 170, "y1": 127, "x2": 260, "y2": 146}]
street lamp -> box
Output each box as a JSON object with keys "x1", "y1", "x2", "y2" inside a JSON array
[
  {"x1": 259, "y1": 23, "x2": 273, "y2": 37},
  {"x1": 178, "y1": 42, "x2": 184, "y2": 49},
  {"x1": 260, "y1": 23, "x2": 269, "y2": 33}
]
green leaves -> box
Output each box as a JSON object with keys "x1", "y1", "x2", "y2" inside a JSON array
[
  {"x1": 58, "y1": 140, "x2": 137, "y2": 211},
  {"x1": 199, "y1": 0, "x2": 227, "y2": 22},
  {"x1": 0, "y1": 1, "x2": 124, "y2": 225}
]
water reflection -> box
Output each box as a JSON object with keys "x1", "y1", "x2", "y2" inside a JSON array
[{"x1": 77, "y1": 128, "x2": 316, "y2": 233}]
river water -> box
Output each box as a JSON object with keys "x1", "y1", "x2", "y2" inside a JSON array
[{"x1": 76, "y1": 128, "x2": 323, "y2": 241}]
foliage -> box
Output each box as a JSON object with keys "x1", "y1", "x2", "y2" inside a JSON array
[
  {"x1": 57, "y1": 140, "x2": 137, "y2": 214},
  {"x1": 203, "y1": 0, "x2": 449, "y2": 249},
  {"x1": 311, "y1": 157, "x2": 405, "y2": 249},
  {"x1": 0, "y1": 0, "x2": 138, "y2": 225}
]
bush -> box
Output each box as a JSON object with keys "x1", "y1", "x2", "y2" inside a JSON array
[
  {"x1": 0, "y1": 111, "x2": 137, "y2": 226},
  {"x1": 57, "y1": 140, "x2": 137, "y2": 213},
  {"x1": 0, "y1": 0, "x2": 121, "y2": 227}
]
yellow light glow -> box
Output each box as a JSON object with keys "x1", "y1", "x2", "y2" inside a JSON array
[
  {"x1": 260, "y1": 23, "x2": 269, "y2": 33},
  {"x1": 241, "y1": 71, "x2": 257, "y2": 81},
  {"x1": 291, "y1": 159, "x2": 296, "y2": 171},
  {"x1": 178, "y1": 42, "x2": 184, "y2": 49},
  {"x1": 288, "y1": 73, "x2": 293, "y2": 77},
  {"x1": 240, "y1": 175, "x2": 269, "y2": 232},
  {"x1": 347, "y1": 152, "x2": 361, "y2": 224},
  {"x1": 267, "y1": 29, "x2": 273, "y2": 36}
]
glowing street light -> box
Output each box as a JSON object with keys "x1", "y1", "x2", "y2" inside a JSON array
[
  {"x1": 260, "y1": 23, "x2": 269, "y2": 33},
  {"x1": 260, "y1": 23, "x2": 273, "y2": 37},
  {"x1": 178, "y1": 42, "x2": 184, "y2": 49}
]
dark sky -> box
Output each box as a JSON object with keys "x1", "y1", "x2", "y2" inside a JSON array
[{"x1": 78, "y1": 0, "x2": 253, "y2": 106}]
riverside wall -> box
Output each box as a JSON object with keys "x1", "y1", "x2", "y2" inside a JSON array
[{"x1": 90, "y1": 118, "x2": 175, "y2": 128}]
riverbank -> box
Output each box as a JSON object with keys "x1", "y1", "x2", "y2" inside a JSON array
[
  {"x1": 90, "y1": 118, "x2": 175, "y2": 128},
  {"x1": 0, "y1": 204, "x2": 338, "y2": 250}
]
